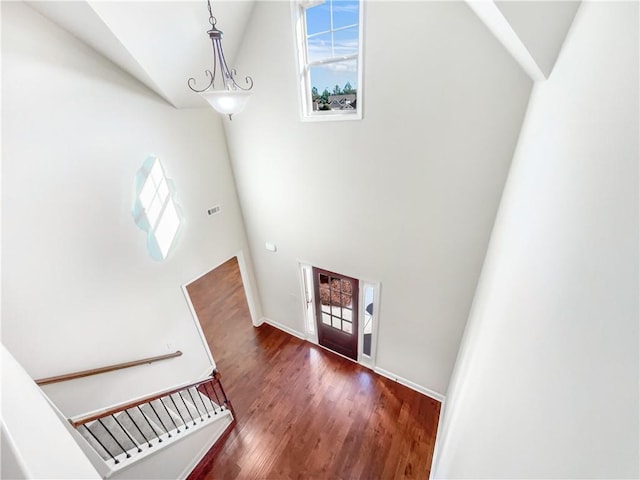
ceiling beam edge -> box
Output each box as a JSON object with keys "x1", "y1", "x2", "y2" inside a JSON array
[
  {"x1": 466, "y1": 0, "x2": 546, "y2": 82},
  {"x1": 85, "y1": 0, "x2": 178, "y2": 108}
]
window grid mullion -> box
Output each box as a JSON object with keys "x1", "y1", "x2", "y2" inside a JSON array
[
  {"x1": 306, "y1": 23, "x2": 359, "y2": 40},
  {"x1": 146, "y1": 175, "x2": 172, "y2": 231},
  {"x1": 307, "y1": 54, "x2": 358, "y2": 68},
  {"x1": 147, "y1": 192, "x2": 162, "y2": 231},
  {"x1": 155, "y1": 195, "x2": 172, "y2": 233},
  {"x1": 329, "y1": 0, "x2": 334, "y2": 59},
  {"x1": 298, "y1": 0, "x2": 361, "y2": 118}
]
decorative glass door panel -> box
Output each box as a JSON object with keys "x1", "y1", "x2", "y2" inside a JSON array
[{"x1": 312, "y1": 267, "x2": 359, "y2": 360}]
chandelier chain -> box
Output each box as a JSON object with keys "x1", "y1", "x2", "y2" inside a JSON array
[
  {"x1": 207, "y1": 0, "x2": 217, "y2": 26},
  {"x1": 188, "y1": 0, "x2": 253, "y2": 119}
]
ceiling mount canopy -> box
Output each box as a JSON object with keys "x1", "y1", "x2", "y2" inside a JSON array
[{"x1": 188, "y1": 0, "x2": 253, "y2": 120}]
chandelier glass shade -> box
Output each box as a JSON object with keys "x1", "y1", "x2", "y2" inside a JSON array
[
  {"x1": 188, "y1": 0, "x2": 253, "y2": 119},
  {"x1": 199, "y1": 89, "x2": 252, "y2": 116}
]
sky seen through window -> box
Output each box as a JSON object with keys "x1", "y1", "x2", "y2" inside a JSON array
[{"x1": 305, "y1": 0, "x2": 359, "y2": 95}]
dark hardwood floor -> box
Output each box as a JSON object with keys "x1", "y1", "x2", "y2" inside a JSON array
[{"x1": 186, "y1": 257, "x2": 441, "y2": 479}]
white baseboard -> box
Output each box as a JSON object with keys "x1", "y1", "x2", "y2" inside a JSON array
[
  {"x1": 179, "y1": 411, "x2": 233, "y2": 479},
  {"x1": 374, "y1": 366, "x2": 446, "y2": 403},
  {"x1": 258, "y1": 318, "x2": 444, "y2": 403},
  {"x1": 429, "y1": 397, "x2": 448, "y2": 479},
  {"x1": 258, "y1": 317, "x2": 306, "y2": 340}
]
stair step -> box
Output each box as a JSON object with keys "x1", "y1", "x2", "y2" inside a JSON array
[
  {"x1": 165, "y1": 390, "x2": 200, "y2": 427},
  {"x1": 78, "y1": 423, "x2": 110, "y2": 461},
  {"x1": 158, "y1": 395, "x2": 189, "y2": 429},
  {"x1": 74, "y1": 380, "x2": 229, "y2": 468},
  {"x1": 190, "y1": 387, "x2": 218, "y2": 417},
  {"x1": 121, "y1": 407, "x2": 161, "y2": 445},
  {"x1": 79, "y1": 415, "x2": 137, "y2": 461}
]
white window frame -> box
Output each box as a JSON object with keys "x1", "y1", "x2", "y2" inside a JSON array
[
  {"x1": 358, "y1": 280, "x2": 380, "y2": 368},
  {"x1": 299, "y1": 262, "x2": 319, "y2": 343},
  {"x1": 298, "y1": 261, "x2": 380, "y2": 368},
  {"x1": 132, "y1": 156, "x2": 183, "y2": 261},
  {"x1": 292, "y1": 0, "x2": 365, "y2": 121}
]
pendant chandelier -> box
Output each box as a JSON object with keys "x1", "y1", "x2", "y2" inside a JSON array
[{"x1": 188, "y1": 0, "x2": 253, "y2": 119}]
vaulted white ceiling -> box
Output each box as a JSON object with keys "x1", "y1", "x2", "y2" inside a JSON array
[
  {"x1": 27, "y1": 1, "x2": 256, "y2": 108},
  {"x1": 26, "y1": 0, "x2": 579, "y2": 109}
]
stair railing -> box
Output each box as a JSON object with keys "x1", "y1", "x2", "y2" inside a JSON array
[
  {"x1": 35, "y1": 351, "x2": 183, "y2": 386},
  {"x1": 69, "y1": 371, "x2": 231, "y2": 466}
]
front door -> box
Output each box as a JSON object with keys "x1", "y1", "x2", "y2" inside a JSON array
[{"x1": 312, "y1": 267, "x2": 359, "y2": 361}]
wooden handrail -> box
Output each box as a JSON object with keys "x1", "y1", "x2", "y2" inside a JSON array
[
  {"x1": 70, "y1": 371, "x2": 220, "y2": 427},
  {"x1": 34, "y1": 351, "x2": 183, "y2": 386}
]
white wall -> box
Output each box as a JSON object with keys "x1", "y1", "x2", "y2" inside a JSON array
[
  {"x1": 109, "y1": 412, "x2": 232, "y2": 480},
  {"x1": 1, "y1": 344, "x2": 100, "y2": 479},
  {"x1": 1, "y1": 2, "x2": 258, "y2": 415},
  {"x1": 433, "y1": 1, "x2": 639, "y2": 477},
  {"x1": 494, "y1": 0, "x2": 581, "y2": 78},
  {"x1": 224, "y1": 1, "x2": 532, "y2": 396}
]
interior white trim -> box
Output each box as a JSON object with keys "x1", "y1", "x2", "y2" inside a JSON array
[
  {"x1": 374, "y1": 366, "x2": 446, "y2": 403},
  {"x1": 177, "y1": 411, "x2": 234, "y2": 480},
  {"x1": 429, "y1": 397, "x2": 448, "y2": 480},
  {"x1": 297, "y1": 262, "x2": 319, "y2": 343},
  {"x1": 181, "y1": 284, "x2": 216, "y2": 368},
  {"x1": 291, "y1": 0, "x2": 365, "y2": 120},
  {"x1": 258, "y1": 316, "x2": 444, "y2": 404},
  {"x1": 258, "y1": 317, "x2": 306, "y2": 340},
  {"x1": 235, "y1": 250, "x2": 261, "y2": 326},
  {"x1": 466, "y1": 0, "x2": 546, "y2": 82},
  {"x1": 197, "y1": 366, "x2": 215, "y2": 380},
  {"x1": 358, "y1": 280, "x2": 380, "y2": 368},
  {"x1": 181, "y1": 250, "x2": 260, "y2": 368},
  {"x1": 295, "y1": 259, "x2": 382, "y2": 368}
]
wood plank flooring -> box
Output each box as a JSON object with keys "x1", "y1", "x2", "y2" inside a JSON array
[{"x1": 186, "y1": 257, "x2": 441, "y2": 479}]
